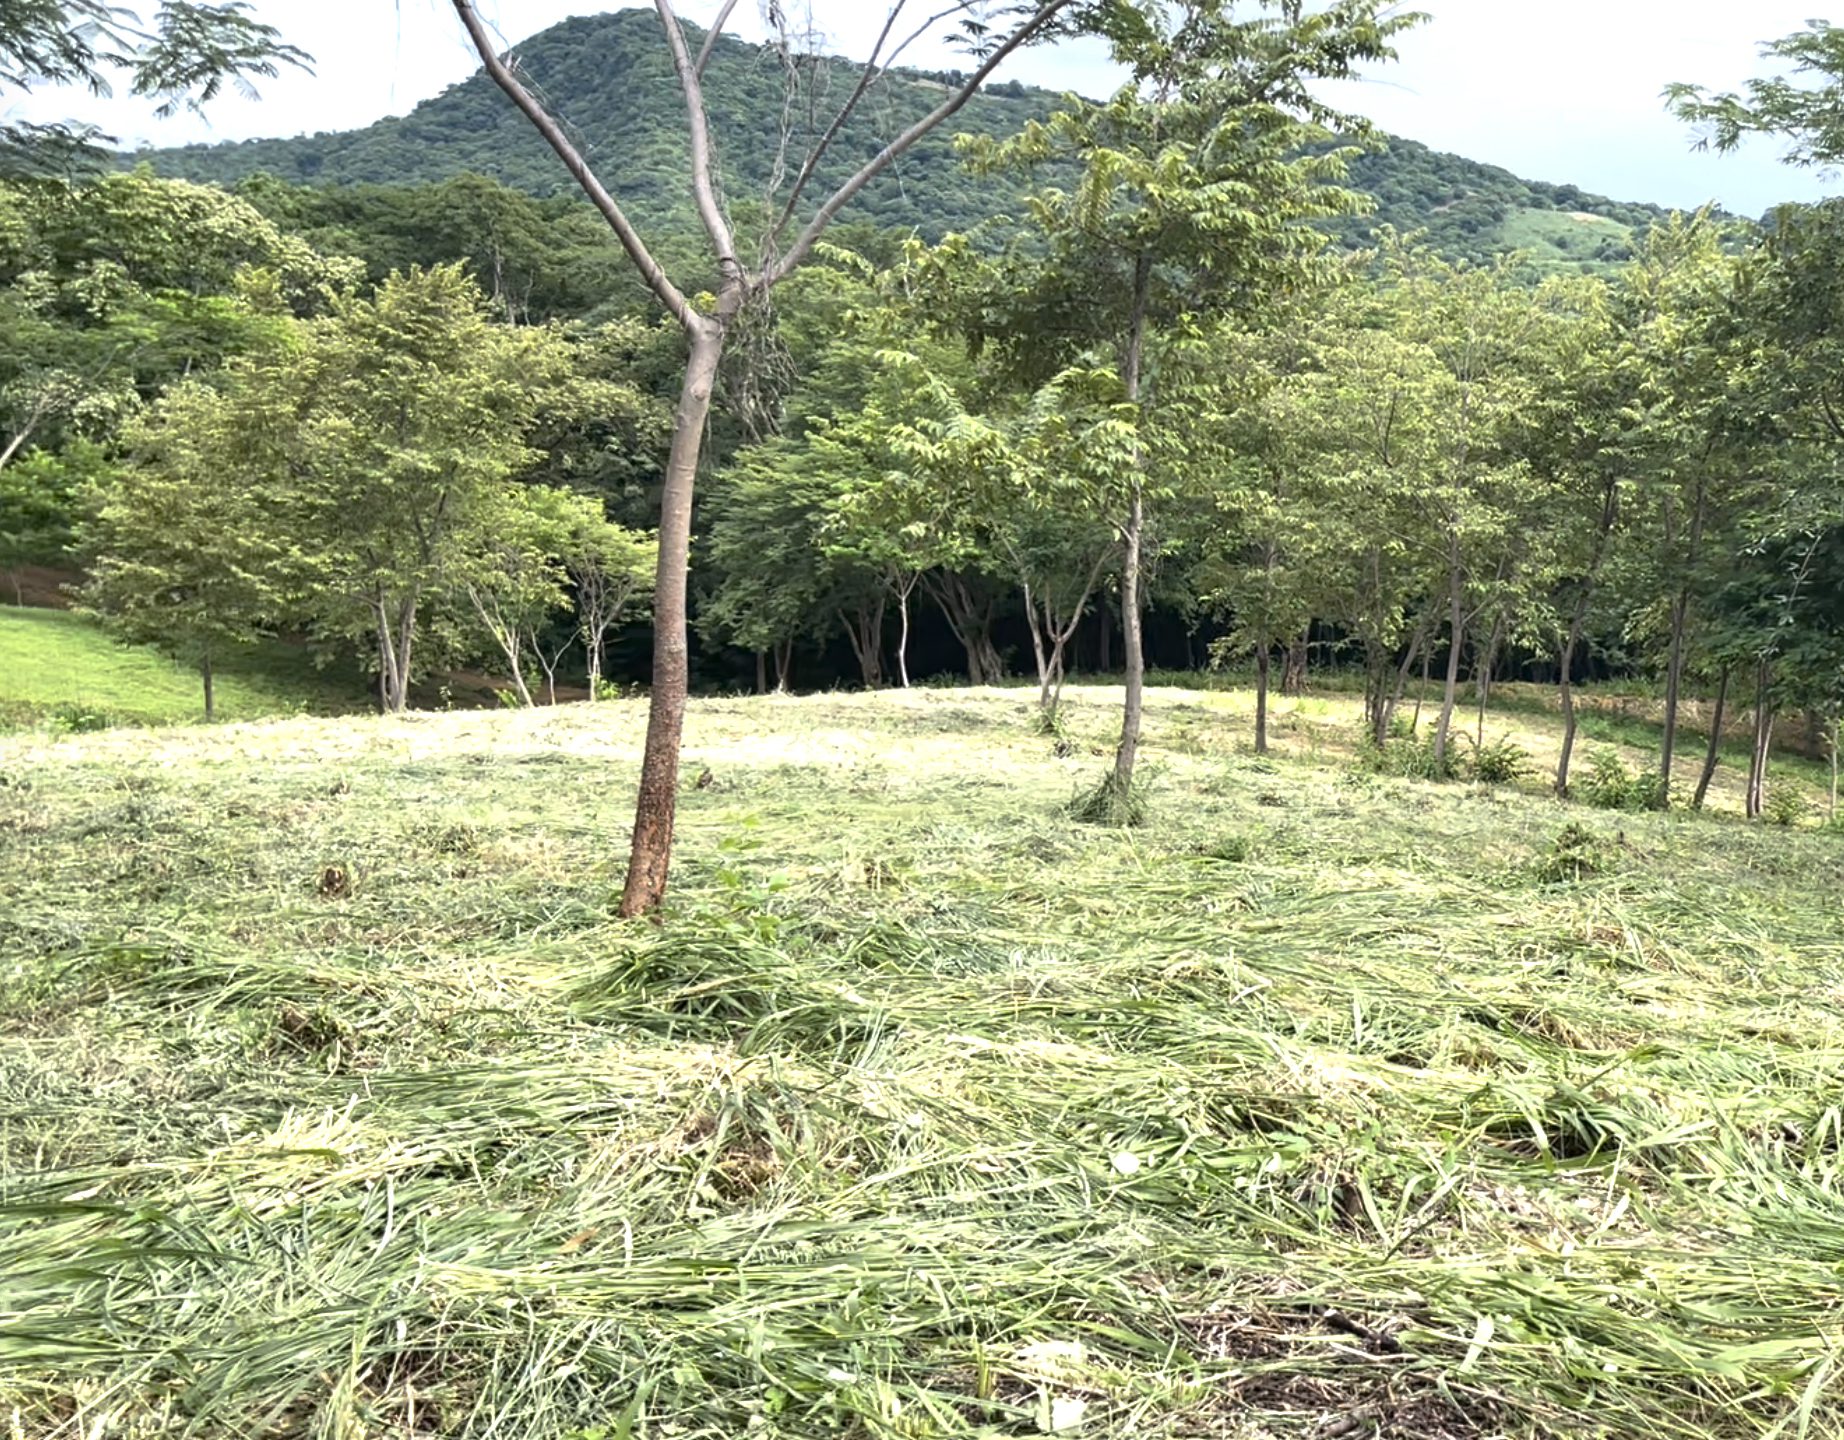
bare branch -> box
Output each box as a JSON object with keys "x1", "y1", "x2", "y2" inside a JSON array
[
  {"x1": 768, "y1": 0, "x2": 914, "y2": 245},
  {"x1": 449, "y1": 0, "x2": 696, "y2": 329},
  {"x1": 771, "y1": 0, "x2": 1079, "y2": 284},
  {"x1": 693, "y1": 0, "x2": 742, "y2": 78},
  {"x1": 655, "y1": 0, "x2": 742, "y2": 275}
]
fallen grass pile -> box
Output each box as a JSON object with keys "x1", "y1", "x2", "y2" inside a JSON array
[{"x1": 2, "y1": 686, "x2": 1843, "y2": 1437}]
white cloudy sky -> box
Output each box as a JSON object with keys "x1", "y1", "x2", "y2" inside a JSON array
[{"x1": 10, "y1": 0, "x2": 1835, "y2": 216}]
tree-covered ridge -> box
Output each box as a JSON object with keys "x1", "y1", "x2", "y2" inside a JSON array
[{"x1": 126, "y1": 6, "x2": 1675, "y2": 272}]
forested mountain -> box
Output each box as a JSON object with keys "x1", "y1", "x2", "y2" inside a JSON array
[{"x1": 129, "y1": 6, "x2": 1673, "y2": 273}]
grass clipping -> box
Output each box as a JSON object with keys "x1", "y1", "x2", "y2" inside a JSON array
[{"x1": 0, "y1": 683, "x2": 1841, "y2": 1439}]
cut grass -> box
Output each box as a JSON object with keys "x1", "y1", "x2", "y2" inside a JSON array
[
  {"x1": 0, "y1": 607, "x2": 368, "y2": 728},
  {"x1": 1, "y1": 684, "x2": 1842, "y2": 1437}
]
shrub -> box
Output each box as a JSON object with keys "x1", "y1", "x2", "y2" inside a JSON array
[
  {"x1": 1533, "y1": 822, "x2": 1617, "y2": 883},
  {"x1": 1765, "y1": 786, "x2": 1810, "y2": 828},
  {"x1": 1577, "y1": 749, "x2": 1661, "y2": 811},
  {"x1": 1469, "y1": 736, "x2": 1531, "y2": 786},
  {"x1": 47, "y1": 702, "x2": 114, "y2": 734},
  {"x1": 1198, "y1": 833, "x2": 1254, "y2": 863},
  {"x1": 1358, "y1": 733, "x2": 1457, "y2": 782}
]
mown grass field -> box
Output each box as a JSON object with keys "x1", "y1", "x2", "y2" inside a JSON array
[
  {"x1": 0, "y1": 608, "x2": 366, "y2": 728},
  {"x1": 3, "y1": 684, "x2": 1842, "y2": 1439}
]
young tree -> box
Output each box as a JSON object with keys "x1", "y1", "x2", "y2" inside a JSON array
[
  {"x1": 450, "y1": 0, "x2": 1091, "y2": 915},
  {"x1": 282, "y1": 265, "x2": 577, "y2": 712},
  {"x1": 569, "y1": 510, "x2": 657, "y2": 700},
  {"x1": 77, "y1": 381, "x2": 290, "y2": 716},
  {"x1": 952, "y1": 0, "x2": 1415, "y2": 810}
]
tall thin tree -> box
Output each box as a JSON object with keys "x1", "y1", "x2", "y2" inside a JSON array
[{"x1": 450, "y1": 0, "x2": 1086, "y2": 915}]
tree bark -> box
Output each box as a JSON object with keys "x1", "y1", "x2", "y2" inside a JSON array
[
  {"x1": 1691, "y1": 666, "x2": 1730, "y2": 812},
  {"x1": 619, "y1": 318, "x2": 726, "y2": 918},
  {"x1": 1281, "y1": 628, "x2": 1307, "y2": 697},
  {"x1": 1746, "y1": 659, "x2": 1774, "y2": 821},
  {"x1": 1431, "y1": 556, "x2": 1465, "y2": 773},
  {"x1": 924, "y1": 572, "x2": 999, "y2": 685},
  {"x1": 1254, "y1": 644, "x2": 1271, "y2": 755},
  {"x1": 1555, "y1": 602, "x2": 1590, "y2": 796},
  {"x1": 1112, "y1": 251, "x2": 1153, "y2": 794},
  {"x1": 1659, "y1": 478, "x2": 1709, "y2": 809},
  {"x1": 839, "y1": 597, "x2": 885, "y2": 689}
]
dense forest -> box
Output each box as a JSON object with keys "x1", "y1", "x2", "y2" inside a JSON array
[{"x1": 128, "y1": 7, "x2": 1680, "y2": 275}]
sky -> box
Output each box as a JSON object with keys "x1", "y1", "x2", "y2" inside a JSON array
[{"x1": 9, "y1": 0, "x2": 1835, "y2": 217}]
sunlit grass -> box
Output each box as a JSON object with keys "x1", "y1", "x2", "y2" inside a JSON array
[{"x1": 1, "y1": 684, "x2": 1840, "y2": 1437}]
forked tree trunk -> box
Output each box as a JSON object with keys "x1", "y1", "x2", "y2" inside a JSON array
[
  {"x1": 453, "y1": 0, "x2": 1082, "y2": 916},
  {"x1": 1282, "y1": 629, "x2": 1307, "y2": 697},
  {"x1": 840, "y1": 598, "x2": 886, "y2": 689},
  {"x1": 774, "y1": 638, "x2": 793, "y2": 692},
  {"x1": 1691, "y1": 667, "x2": 1730, "y2": 812},
  {"x1": 894, "y1": 572, "x2": 918, "y2": 689},
  {"x1": 619, "y1": 317, "x2": 727, "y2": 917},
  {"x1": 1746, "y1": 659, "x2": 1774, "y2": 821},
  {"x1": 926, "y1": 572, "x2": 999, "y2": 685}
]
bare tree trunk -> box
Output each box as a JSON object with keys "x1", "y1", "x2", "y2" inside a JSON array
[
  {"x1": 200, "y1": 650, "x2": 215, "y2": 720},
  {"x1": 1660, "y1": 479, "x2": 1708, "y2": 809},
  {"x1": 774, "y1": 638, "x2": 792, "y2": 692},
  {"x1": 1691, "y1": 666, "x2": 1730, "y2": 812},
  {"x1": 894, "y1": 572, "x2": 917, "y2": 689},
  {"x1": 1112, "y1": 253, "x2": 1152, "y2": 795},
  {"x1": 924, "y1": 572, "x2": 998, "y2": 685},
  {"x1": 1474, "y1": 614, "x2": 1502, "y2": 749},
  {"x1": 1746, "y1": 659, "x2": 1773, "y2": 821},
  {"x1": 1556, "y1": 604, "x2": 1590, "y2": 796},
  {"x1": 1024, "y1": 581, "x2": 1053, "y2": 708},
  {"x1": 1432, "y1": 559, "x2": 1465, "y2": 773},
  {"x1": 839, "y1": 598, "x2": 885, "y2": 689},
  {"x1": 619, "y1": 319, "x2": 726, "y2": 918},
  {"x1": 1254, "y1": 643, "x2": 1271, "y2": 755},
  {"x1": 1281, "y1": 628, "x2": 1307, "y2": 697}
]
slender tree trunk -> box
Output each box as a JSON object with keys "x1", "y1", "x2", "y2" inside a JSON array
[
  {"x1": 619, "y1": 317, "x2": 726, "y2": 918},
  {"x1": 895, "y1": 574, "x2": 916, "y2": 689},
  {"x1": 1254, "y1": 643, "x2": 1271, "y2": 756},
  {"x1": 755, "y1": 650, "x2": 768, "y2": 695},
  {"x1": 1831, "y1": 716, "x2": 1839, "y2": 823},
  {"x1": 1474, "y1": 615, "x2": 1502, "y2": 749},
  {"x1": 1556, "y1": 605, "x2": 1590, "y2": 796},
  {"x1": 1389, "y1": 627, "x2": 1424, "y2": 742},
  {"x1": 1746, "y1": 659, "x2": 1774, "y2": 821},
  {"x1": 1432, "y1": 559, "x2": 1465, "y2": 773},
  {"x1": 200, "y1": 650, "x2": 215, "y2": 720},
  {"x1": 1660, "y1": 479, "x2": 1709, "y2": 809},
  {"x1": 1112, "y1": 252, "x2": 1152, "y2": 795},
  {"x1": 1691, "y1": 666, "x2": 1730, "y2": 812},
  {"x1": 774, "y1": 638, "x2": 793, "y2": 692},
  {"x1": 1282, "y1": 628, "x2": 1307, "y2": 697},
  {"x1": 1023, "y1": 581, "x2": 1053, "y2": 709}
]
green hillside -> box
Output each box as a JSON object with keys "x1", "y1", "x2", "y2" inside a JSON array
[
  {"x1": 129, "y1": 6, "x2": 1675, "y2": 272},
  {"x1": 0, "y1": 609, "x2": 366, "y2": 728}
]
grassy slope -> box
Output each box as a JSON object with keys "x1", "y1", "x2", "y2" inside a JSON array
[
  {"x1": 2, "y1": 684, "x2": 1842, "y2": 1438},
  {"x1": 0, "y1": 608, "x2": 367, "y2": 726}
]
